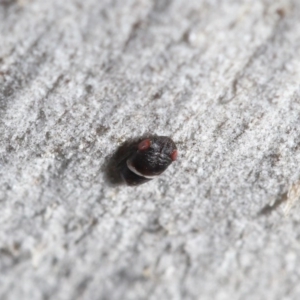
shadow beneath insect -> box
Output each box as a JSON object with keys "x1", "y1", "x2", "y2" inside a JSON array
[{"x1": 103, "y1": 134, "x2": 151, "y2": 187}]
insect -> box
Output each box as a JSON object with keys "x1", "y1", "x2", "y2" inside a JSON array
[{"x1": 118, "y1": 136, "x2": 178, "y2": 186}]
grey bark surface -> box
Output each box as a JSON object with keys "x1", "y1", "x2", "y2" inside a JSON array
[{"x1": 1, "y1": 0, "x2": 300, "y2": 299}]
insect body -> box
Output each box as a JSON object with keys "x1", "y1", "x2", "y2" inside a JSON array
[{"x1": 119, "y1": 136, "x2": 178, "y2": 186}]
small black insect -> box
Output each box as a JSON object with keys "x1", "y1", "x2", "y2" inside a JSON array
[{"x1": 118, "y1": 136, "x2": 178, "y2": 186}]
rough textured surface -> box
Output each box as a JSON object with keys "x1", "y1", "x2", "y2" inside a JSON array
[{"x1": 1, "y1": 0, "x2": 300, "y2": 299}]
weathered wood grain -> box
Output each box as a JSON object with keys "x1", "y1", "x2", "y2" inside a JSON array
[{"x1": 1, "y1": 0, "x2": 300, "y2": 299}]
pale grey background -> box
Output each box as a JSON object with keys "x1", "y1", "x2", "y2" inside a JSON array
[{"x1": 1, "y1": 0, "x2": 300, "y2": 299}]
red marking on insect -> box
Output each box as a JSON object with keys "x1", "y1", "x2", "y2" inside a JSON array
[
  {"x1": 171, "y1": 150, "x2": 178, "y2": 161},
  {"x1": 138, "y1": 139, "x2": 151, "y2": 151}
]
